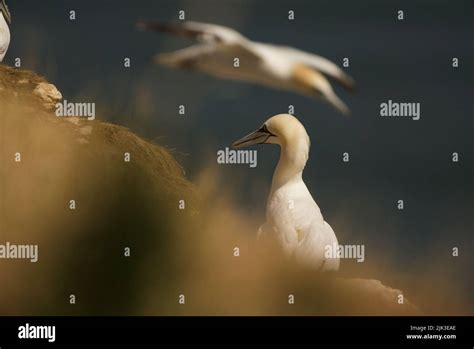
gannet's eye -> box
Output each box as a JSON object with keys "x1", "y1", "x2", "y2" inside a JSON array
[{"x1": 261, "y1": 124, "x2": 276, "y2": 137}]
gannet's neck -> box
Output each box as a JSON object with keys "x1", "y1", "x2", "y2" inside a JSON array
[{"x1": 270, "y1": 137, "x2": 309, "y2": 196}]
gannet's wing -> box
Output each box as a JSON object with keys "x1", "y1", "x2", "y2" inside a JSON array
[
  {"x1": 136, "y1": 20, "x2": 246, "y2": 44},
  {"x1": 155, "y1": 43, "x2": 219, "y2": 68},
  {"x1": 138, "y1": 20, "x2": 263, "y2": 65},
  {"x1": 276, "y1": 46, "x2": 355, "y2": 92},
  {"x1": 0, "y1": 39, "x2": 8, "y2": 60},
  {"x1": 155, "y1": 43, "x2": 264, "y2": 76}
]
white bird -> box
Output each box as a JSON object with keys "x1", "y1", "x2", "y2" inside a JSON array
[
  {"x1": 0, "y1": 0, "x2": 11, "y2": 62},
  {"x1": 137, "y1": 21, "x2": 355, "y2": 115},
  {"x1": 232, "y1": 114, "x2": 340, "y2": 271}
]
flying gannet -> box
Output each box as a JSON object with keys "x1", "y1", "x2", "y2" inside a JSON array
[
  {"x1": 0, "y1": 0, "x2": 10, "y2": 62},
  {"x1": 232, "y1": 114, "x2": 340, "y2": 271},
  {"x1": 137, "y1": 21, "x2": 355, "y2": 115}
]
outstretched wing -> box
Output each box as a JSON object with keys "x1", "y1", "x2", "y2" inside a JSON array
[
  {"x1": 138, "y1": 21, "x2": 264, "y2": 75},
  {"x1": 136, "y1": 20, "x2": 246, "y2": 44}
]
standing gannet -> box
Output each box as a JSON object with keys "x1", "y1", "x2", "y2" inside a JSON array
[
  {"x1": 137, "y1": 21, "x2": 355, "y2": 115},
  {"x1": 232, "y1": 114, "x2": 340, "y2": 271},
  {"x1": 0, "y1": 0, "x2": 10, "y2": 62}
]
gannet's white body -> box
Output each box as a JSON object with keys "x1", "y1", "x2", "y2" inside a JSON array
[
  {"x1": 233, "y1": 114, "x2": 340, "y2": 271},
  {"x1": 137, "y1": 21, "x2": 355, "y2": 115},
  {"x1": 0, "y1": 11, "x2": 9, "y2": 62}
]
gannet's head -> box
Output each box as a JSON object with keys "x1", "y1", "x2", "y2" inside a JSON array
[
  {"x1": 292, "y1": 64, "x2": 350, "y2": 116},
  {"x1": 0, "y1": 0, "x2": 11, "y2": 25},
  {"x1": 232, "y1": 114, "x2": 310, "y2": 151}
]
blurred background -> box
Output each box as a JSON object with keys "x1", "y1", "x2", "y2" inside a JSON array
[{"x1": 1, "y1": 0, "x2": 473, "y2": 314}]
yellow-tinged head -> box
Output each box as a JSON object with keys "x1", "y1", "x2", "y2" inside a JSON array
[
  {"x1": 232, "y1": 113, "x2": 310, "y2": 151},
  {"x1": 292, "y1": 64, "x2": 350, "y2": 116}
]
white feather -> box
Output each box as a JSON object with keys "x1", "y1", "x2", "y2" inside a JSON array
[{"x1": 0, "y1": 12, "x2": 10, "y2": 62}]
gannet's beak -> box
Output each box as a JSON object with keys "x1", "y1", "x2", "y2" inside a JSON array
[
  {"x1": 1, "y1": 0, "x2": 10, "y2": 25},
  {"x1": 232, "y1": 124, "x2": 275, "y2": 149}
]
